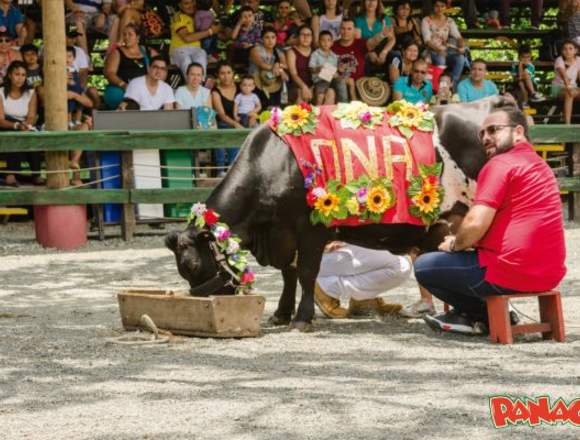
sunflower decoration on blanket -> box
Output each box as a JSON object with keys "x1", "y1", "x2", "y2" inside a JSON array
[
  {"x1": 407, "y1": 163, "x2": 445, "y2": 225},
  {"x1": 307, "y1": 175, "x2": 396, "y2": 226},
  {"x1": 386, "y1": 100, "x2": 434, "y2": 139},
  {"x1": 331, "y1": 101, "x2": 384, "y2": 130},
  {"x1": 271, "y1": 102, "x2": 319, "y2": 136}
]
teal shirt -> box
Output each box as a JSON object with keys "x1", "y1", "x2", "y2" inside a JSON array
[
  {"x1": 457, "y1": 79, "x2": 499, "y2": 102},
  {"x1": 511, "y1": 62, "x2": 537, "y2": 85},
  {"x1": 354, "y1": 15, "x2": 393, "y2": 39},
  {"x1": 393, "y1": 76, "x2": 433, "y2": 104}
]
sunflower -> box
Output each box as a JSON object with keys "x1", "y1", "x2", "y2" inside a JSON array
[
  {"x1": 400, "y1": 106, "x2": 422, "y2": 128},
  {"x1": 412, "y1": 189, "x2": 440, "y2": 214},
  {"x1": 314, "y1": 193, "x2": 341, "y2": 217},
  {"x1": 282, "y1": 105, "x2": 310, "y2": 130},
  {"x1": 367, "y1": 186, "x2": 392, "y2": 214}
]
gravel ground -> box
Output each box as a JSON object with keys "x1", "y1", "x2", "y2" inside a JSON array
[{"x1": 0, "y1": 221, "x2": 579, "y2": 440}]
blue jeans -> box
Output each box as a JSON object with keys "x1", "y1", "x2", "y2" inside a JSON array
[
  {"x1": 414, "y1": 251, "x2": 517, "y2": 321},
  {"x1": 430, "y1": 51, "x2": 466, "y2": 85},
  {"x1": 214, "y1": 121, "x2": 240, "y2": 168}
]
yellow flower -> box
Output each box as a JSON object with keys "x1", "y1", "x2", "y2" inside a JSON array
[
  {"x1": 412, "y1": 189, "x2": 440, "y2": 214},
  {"x1": 282, "y1": 105, "x2": 310, "y2": 130},
  {"x1": 367, "y1": 186, "x2": 392, "y2": 214},
  {"x1": 315, "y1": 193, "x2": 340, "y2": 217},
  {"x1": 345, "y1": 197, "x2": 360, "y2": 215}
]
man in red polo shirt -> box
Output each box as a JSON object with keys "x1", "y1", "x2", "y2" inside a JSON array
[
  {"x1": 415, "y1": 104, "x2": 566, "y2": 335},
  {"x1": 331, "y1": 18, "x2": 383, "y2": 102}
]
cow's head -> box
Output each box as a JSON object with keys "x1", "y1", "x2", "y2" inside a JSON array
[{"x1": 165, "y1": 227, "x2": 237, "y2": 296}]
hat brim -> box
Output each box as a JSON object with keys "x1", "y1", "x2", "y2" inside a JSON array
[{"x1": 356, "y1": 78, "x2": 390, "y2": 107}]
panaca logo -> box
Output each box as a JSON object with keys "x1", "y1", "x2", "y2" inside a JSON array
[{"x1": 489, "y1": 395, "x2": 580, "y2": 428}]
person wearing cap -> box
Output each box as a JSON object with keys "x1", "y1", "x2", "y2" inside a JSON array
[
  {"x1": 392, "y1": 58, "x2": 433, "y2": 104},
  {"x1": 314, "y1": 241, "x2": 413, "y2": 319},
  {"x1": 0, "y1": 29, "x2": 21, "y2": 84},
  {"x1": 0, "y1": 0, "x2": 26, "y2": 46},
  {"x1": 170, "y1": 0, "x2": 219, "y2": 79}
]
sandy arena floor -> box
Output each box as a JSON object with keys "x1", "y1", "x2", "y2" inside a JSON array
[{"x1": 0, "y1": 221, "x2": 579, "y2": 440}]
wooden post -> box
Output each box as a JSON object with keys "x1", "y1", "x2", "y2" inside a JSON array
[
  {"x1": 121, "y1": 151, "x2": 136, "y2": 240},
  {"x1": 42, "y1": 0, "x2": 69, "y2": 189},
  {"x1": 573, "y1": 143, "x2": 580, "y2": 221}
]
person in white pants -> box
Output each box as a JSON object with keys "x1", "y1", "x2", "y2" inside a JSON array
[{"x1": 315, "y1": 242, "x2": 414, "y2": 318}]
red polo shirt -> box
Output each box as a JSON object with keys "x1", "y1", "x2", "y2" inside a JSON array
[
  {"x1": 332, "y1": 38, "x2": 367, "y2": 81},
  {"x1": 474, "y1": 141, "x2": 566, "y2": 291}
]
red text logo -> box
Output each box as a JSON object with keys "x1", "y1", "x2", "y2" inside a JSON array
[{"x1": 489, "y1": 395, "x2": 580, "y2": 428}]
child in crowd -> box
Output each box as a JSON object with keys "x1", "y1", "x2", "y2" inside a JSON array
[
  {"x1": 232, "y1": 6, "x2": 260, "y2": 50},
  {"x1": 552, "y1": 39, "x2": 580, "y2": 124},
  {"x1": 195, "y1": 0, "x2": 219, "y2": 63},
  {"x1": 20, "y1": 44, "x2": 42, "y2": 90},
  {"x1": 309, "y1": 30, "x2": 338, "y2": 105},
  {"x1": 234, "y1": 76, "x2": 262, "y2": 128},
  {"x1": 431, "y1": 69, "x2": 459, "y2": 105},
  {"x1": 513, "y1": 45, "x2": 545, "y2": 108},
  {"x1": 66, "y1": 46, "x2": 93, "y2": 185}
]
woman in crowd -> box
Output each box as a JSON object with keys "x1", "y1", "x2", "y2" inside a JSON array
[
  {"x1": 312, "y1": 0, "x2": 343, "y2": 44},
  {"x1": 176, "y1": 62, "x2": 213, "y2": 110},
  {"x1": 421, "y1": 0, "x2": 466, "y2": 85},
  {"x1": 388, "y1": 40, "x2": 420, "y2": 84},
  {"x1": 211, "y1": 62, "x2": 242, "y2": 174},
  {"x1": 0, "y1": 32, "x2": 22, "y2": 85},
  {"x1": 552, "y1": 40, "x2": 580, "y2": 124},
  {"x1": 0, "y1": 61, "x2": 42, "y2": 187},
  {"x1": 249, "y1": 27, "x2": 289, "y2": 108},
  {"x1": 354, "y1": 0, "x2": 396, "y2": 73},
  {"x1": 286, "y1": 25, "x2": 314, "y2": 103},
  {"x1": 273, "y1": 0, "x2": 294, "y2": 46},
  {"x1": 104, "y1": 23, "x2": 156, "y2": 109},
  {"x1": 391, "y1": 0, "x2": 422, "y2": 56}
]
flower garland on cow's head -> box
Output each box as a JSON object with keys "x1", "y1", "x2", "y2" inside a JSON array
[
  {"x1": 386, "y1": 100, "x2": 434, "y2": 139},
  {"x1": 332, "y1": 101, "x2": 384, "y2": 130},
  {"x1": 407, "y1": 163, "x2": 445, "y2": 225},
  {"x1": 188, "y1": 203, "x2": 255, "y2": 293},
  {"x1": 271, "y1": 102, "x2": 319, "y2": 136}
]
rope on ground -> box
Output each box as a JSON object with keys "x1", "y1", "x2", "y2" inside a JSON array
[
  {"x1": 0, "y1": 163, "x2": 120, "y2": 174},
  {"x1": 105, "y1": 314, "x2": 171, "y2": 346}
]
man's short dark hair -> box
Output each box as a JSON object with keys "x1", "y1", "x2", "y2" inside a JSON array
[
  {"x1": 239, "y1": 6, "x2": 254, "y2": 15},
  {"x1": 186, "y1": 62, "x2": 204, "y2": 75},
  {"x1": 20, "y1": 44, "x2": 38, "y2": 55},
  {"x1": 490, "y1": 103, "x2": 530, "y2": 140},
  {"x1": 341, "y1": 17, "x2": 356, "y2": 26},
  {"x1": 66, "y1": 46, "x2": 76, "y2": 57},
  {"x1": 150, "y1": 55, "x2": 167, "y2": 66},
  {"x1": 518, "y1": 44, "x2": 532, "y2": 56},
  {"x1": 472, "y1": 58, "x2": 487, "y2": 67}
]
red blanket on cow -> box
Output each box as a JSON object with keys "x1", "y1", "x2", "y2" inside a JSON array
[{"x1": 269, "y1": 101, "x2": 444, "y2": 227}]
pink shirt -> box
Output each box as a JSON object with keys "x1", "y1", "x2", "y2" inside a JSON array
[{"x1": 474, "y1": 141, "x2": 566, "y2": 291}]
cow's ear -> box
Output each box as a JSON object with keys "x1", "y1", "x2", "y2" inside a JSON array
[{"x1": 165, "y1": 231, "x2": 179, "y2": 252}]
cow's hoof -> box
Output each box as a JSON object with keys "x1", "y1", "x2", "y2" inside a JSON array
[
  {"x1": 268, "y1": 314, "x2": 291, "y2": 326},
  {"x1": 289, "y1": 321, "x2": 314, "y2": 332}
]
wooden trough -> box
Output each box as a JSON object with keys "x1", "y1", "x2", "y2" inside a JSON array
[{"x1": 118, "y1": 289, "x2": 266, "y2": 338}]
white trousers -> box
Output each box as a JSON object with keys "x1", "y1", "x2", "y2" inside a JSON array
[
  {"x1": 317, "y1": 244, "x2": 412, "y2": 302},
  {"x1": 170, "y1": 46, "x2": 208, "y2": 78}
]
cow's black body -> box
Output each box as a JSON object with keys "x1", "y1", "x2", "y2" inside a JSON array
[{"x1": 166, "y1": 97, "x2": 508, "y2": 330}]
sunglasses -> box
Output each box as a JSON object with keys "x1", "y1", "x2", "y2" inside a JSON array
[{"x1": 478, "y1": 124, "x2": 516, "y2": 140}]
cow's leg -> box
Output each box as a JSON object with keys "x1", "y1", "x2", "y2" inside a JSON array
[
  {"x1": 291, "y1": 233, "x2": 327, "y2": 331},
  {"x1": 269, "y1": 265, "x2": 298, "y2": 326}
]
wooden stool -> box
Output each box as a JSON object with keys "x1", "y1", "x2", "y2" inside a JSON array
[{"x1": 486, "y1": 291, "x2": 565, "y2": 344}]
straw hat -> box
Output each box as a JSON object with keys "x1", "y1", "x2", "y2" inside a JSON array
[
  {"x1": 258, "y1": 70, "x2": 282, "y2": 95},
  {"x1": 356, "y1": 77, "x2": 390, "y2": 107}
]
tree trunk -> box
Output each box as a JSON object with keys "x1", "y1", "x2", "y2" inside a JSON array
[{"x1": 42, "y1": 0, "x2": 69, "y2": 189}]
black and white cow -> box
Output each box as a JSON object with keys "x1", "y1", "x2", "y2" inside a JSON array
[{"x1": 165, "y1": 97, "x2": 511, "y2": 331}]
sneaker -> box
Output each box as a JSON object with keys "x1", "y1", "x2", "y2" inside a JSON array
[
  {"x1": 399, "y1": 300, "x2": 436, "y2": 318},
  {"x1": 424, "y1": 310, "x2": 482, "y2": 335},
  {"x1": 530, "y1": 92, "x2": 546, "y2": 102}
]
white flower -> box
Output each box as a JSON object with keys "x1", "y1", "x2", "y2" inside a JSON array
[
  {"x1": 191, "y1": 202, "x2": 206, "y2": 217},
  {"x1": 226, "y1": 240, "x2": 240, "y2": 254},
  {"x1": 312, "y1": 187, "x2": 327, "y2": 198}
]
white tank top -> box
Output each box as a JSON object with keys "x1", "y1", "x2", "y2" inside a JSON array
[
  {"x1": 0, "y1": 87, "x2": 34, "y2": 122},
  {"x1": 319, "y1": 13, "x2": 343, "y2": 41}
]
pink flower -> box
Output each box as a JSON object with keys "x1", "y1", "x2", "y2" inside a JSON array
[
  {"x1": 270, "y1": 107, "x2": 282, "y2": 129},
  {"x1": 217, "y1": 229, "x2": 231, "y2": 241},
  {"x1": 241, "y1": 271, "x2": 255, "y2": 285},
  {"x1": 312, "y1": 187, "x2": 327, "y2": 198},
  {"x1": 356, "y1": 187, "x2": 368, "y2": 203},
  {"x1": 306, "y1": 190, "x2": 317, "y2": 207},
  {"x1": 360, "y1": 111, "x2": 372, "y2": 124}
]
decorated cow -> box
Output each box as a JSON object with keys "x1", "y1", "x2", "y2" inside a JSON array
[{"x1": 165, "y1": 96, "x2": 511, "y2": 331}]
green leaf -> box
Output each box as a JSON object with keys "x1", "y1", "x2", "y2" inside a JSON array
[
  {"x1": 399, "y1": 126, "x2": 414, "y2": 139},
  {"x1": 310, "y1": 210, "x2": 320, "y2": 225}
]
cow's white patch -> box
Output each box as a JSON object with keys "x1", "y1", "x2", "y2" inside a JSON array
[{"x1": 432, "y1": 126, "x2": 477, "y2": 213}]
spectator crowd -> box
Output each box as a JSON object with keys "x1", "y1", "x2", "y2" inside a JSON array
[{"x1": 1, "y1": 0, "x2": 580, "y2": 187}]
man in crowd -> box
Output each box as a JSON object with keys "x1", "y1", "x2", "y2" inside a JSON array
[
  {"x1": 314, "y1": 242, "x2": 413, "y2": 318},
  {"x1": 457, "y1": 59, "x2": 499, "y2": 102},
  {"x1": 392, "y1": 59, "x2": 434, "y2": 104},
  {"x1": 65, "y1": 0, "x2": 114, "y2": 54},
  {"x1": 415, "y1": 104, "x2": 566, "y2": 335},
  {"x1": 120, "y1": 56, "x2": 176, "y2": 110}
]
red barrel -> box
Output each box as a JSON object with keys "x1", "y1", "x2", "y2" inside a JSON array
[{"x1": 34, "y1": 205, "x2": 88, "y2": 250}]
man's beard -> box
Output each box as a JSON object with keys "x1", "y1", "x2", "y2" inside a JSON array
[{"x1": 485, "y1": 131, "x2": 514, "y2": 158}]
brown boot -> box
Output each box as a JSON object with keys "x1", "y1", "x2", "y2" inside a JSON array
[
  {"x1": 349, "y1": 297, "x2": 403, "y2": 317},
  {"x1": 314, "y1": 283, "x2": 349, "y2": 319}
]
